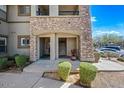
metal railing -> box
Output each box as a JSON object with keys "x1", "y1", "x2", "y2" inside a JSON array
[
  {"x1": 59, "y1": 11, "x2": 79, "y2": 15},
  {"x1": 36, "y1": 11, "x2": 79, "y2": 16},
  {"x1": 36, "y1": 11, "x2": 49, "y2": 16}
]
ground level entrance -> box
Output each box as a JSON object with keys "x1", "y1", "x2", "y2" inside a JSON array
[
  {"x1": 38, "y1": 33, "x2": 79, "y2": 60},
  {"x1": 40, "y1": 37, "x2": 50, "y2": 59}
]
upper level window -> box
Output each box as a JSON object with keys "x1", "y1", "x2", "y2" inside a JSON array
[
  {"x1": 17, "y1": 35, "x2": 30, "y2": 48},
  {"x1": 59, "y1": 5, "x2": 79, "y2": 15},
  {"x1": 18, "y1": 5, "x2": 31, "y2": 16},
  {"x1": 37, "y1": 5, "x2": 49, "y2": 16}
]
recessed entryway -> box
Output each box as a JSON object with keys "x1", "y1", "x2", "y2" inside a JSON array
[
  {"x1": 38, "y1": 33, "x2": 79, "y2": 60},
  {"x1": 58, "y1": 37, "x2": 77, "y2": 58},
  {"x1": 59, "y1": 38, "x2": 67, "y2": 58},
  {"x1": 40, "y1": 37, "x2": 50, "y2": 59}
]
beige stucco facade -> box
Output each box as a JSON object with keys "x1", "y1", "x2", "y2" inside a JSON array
[
  {"x1": 0, "y1": 5, "x2": 94, "y2": 62},
  {"x1": 8, "y1": 23, "x2": 30, "y2": 56}
]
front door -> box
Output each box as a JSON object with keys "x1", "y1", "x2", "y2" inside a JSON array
[
  {"x1": 59, "y1": 38, "x2": 67, "y2": 57},
  {"x1": 40, "y1": 37, "x2": 50, "y2": 59}
]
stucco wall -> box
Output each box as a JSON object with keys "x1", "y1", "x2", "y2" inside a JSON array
[
  {"x1": 7, "y1": 5, "x2": 30, "y2": 22},
  {"x1": 0, "y1": 21, "x2": 8, "y2": 35},
  {"x1": 67, "y1": 38, "x2": 76, "y2": 56},
  {"x1": 8, "y1": 23, "x2": 30, "y2": 56}
]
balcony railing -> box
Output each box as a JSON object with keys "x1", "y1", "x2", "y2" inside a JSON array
[
  {"x1": 36, "y1": 11, "x2": 49, "y2": 16},
  {"x1": 59, "y1": 11, "x2": 79, "y2": 15},
  {"x1": 36, "y1": 11, "x2": 79, "y2": 16}
]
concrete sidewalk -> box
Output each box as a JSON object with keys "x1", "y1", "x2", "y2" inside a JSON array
[
  {"x1": 0, "y1": 59, "x2": 124, "y2": 88},
  {"x1": 93, "y1": 59, "x2": 124, "y2": 71},
  {"x1": 24, "y1": 59, "x2": 124, "y2": 73},
  {"x1": 0, "y1": 72, "x2": 81, "y2": 88},
  {"x1": 23, "y1": 59, "x2": 80, "y2": 73}
]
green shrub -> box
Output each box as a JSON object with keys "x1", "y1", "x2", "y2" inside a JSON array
[
  {"x1": 79, "y1": 62, "x2": 97, "y2": 87},
  {"x1": 15, "y1": 55, "x2": 27, "y2": 71},
  {"x1": 8, "y1": 54, "x2": 19, "y2": 61},
  {"x1": 94, "y1": 52, "x2": 100, "y2": 63},
  {"x1": 0, "y1": 57, "x2": 8, "y2": 70},
  {"x1": 58, "y1": 61, "x2": 71, "y2": 81},
  {"x1": 100, "y1": 52, "x2": 106, "y2": 58},
  {"x1": 117, "y1": 57, "x2": 124, "y2": 62}
]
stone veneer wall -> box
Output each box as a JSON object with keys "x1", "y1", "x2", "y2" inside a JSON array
[
  {"x1": 79, "y1": 5, "x2": 94, "y2": 61},
  {"x1": 30, "y1": 34, "x2": 37, "y2": 61},
  {"x1": 30, "y1": 5, "x2": 94, "y2": 61}
]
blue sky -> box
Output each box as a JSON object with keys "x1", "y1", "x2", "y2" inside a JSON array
[{"x1": 90, "y1": 5, "x2": 124, "y2": 37}]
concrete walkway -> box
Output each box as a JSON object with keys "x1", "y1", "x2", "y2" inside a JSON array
[
  {"x1": 93, "y1": 59, "x2": 124, "y2": 71},
  {"x1": 0, "y1": 59, "x2": 124, "y2": 88},
  {"x1": 23, "y1": 59, "x2": 80, "y2": 73},
  {"x1": 24, "y1": 58, "x2": 124, "y2": 73},
  {"x1": 0, "y1": 72, "x2": 81, "y2": 88}
]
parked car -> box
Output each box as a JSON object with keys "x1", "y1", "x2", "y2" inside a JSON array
[{"x1": 96, "y1": 46, "x2": 124, "y2": 57}]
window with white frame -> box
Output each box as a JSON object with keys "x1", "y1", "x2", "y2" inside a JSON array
[
  {"x1": 0, "y1": 37, "x2": 7, "y2": 53},
  {"x1": 18, "y1": 35, "x2": 30, "y2": 48}
]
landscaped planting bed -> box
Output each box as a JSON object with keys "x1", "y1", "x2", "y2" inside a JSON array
[
  {"x1": 42, "y1": 71, "x2": 80, "y2": 85},
  {"x1": 42, "y1": 61, "x2": 98, "y2": 87},
  {"x1": 0, "y1": 54, "x2": 32, "y2": 73}
]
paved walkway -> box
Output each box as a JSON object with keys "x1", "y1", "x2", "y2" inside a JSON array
[
  {"x1": 0, "y1": 59, "x2": 124, "y2": 88},
  {"x1": 23, "y1": 59, "x2": 80, "y2": 73},
  {"x1": 93, "y1": 59, "x2": 124, "y2": 71},
  {"x1": 24, "y1": 58, "x2": 124, "y2": 73},
  {"x1": 0, "y1": 72, "x2": 81, "y2": 88}
]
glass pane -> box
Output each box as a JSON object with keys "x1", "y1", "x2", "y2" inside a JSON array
[
  {"x1": 19, "y1": 6, "x2": 25, "y2": 14},
  {"x1": 19, "y1": 6, "x2": 30, "y2": 15},
  {"x1": 0, "y1": 40, "x2": 5, "y2": 45},
  {"x1": 27, "y1": 39, "x2": 29, "y2": 44},
  {"x1": 25, "y1": 6, "x2": 30, "y2": 14},
  {"x1": 0, "y1": 46, "x2": 5, "y2": 53}
]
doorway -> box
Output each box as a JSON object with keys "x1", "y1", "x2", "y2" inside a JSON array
[
  {"x1": 40, "y1": 37, "x2": 50, "y2": 59},
  {"x1": 59, "y1": 38, "x2": 67, "y2": 58}
]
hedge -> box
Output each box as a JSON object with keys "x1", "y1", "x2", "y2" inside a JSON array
[
  {"x1": 0, "y1": 57, "x2": 8, "y2": 70},
  {"x1": 117, "y1": 57, "x2": 124, "y2": 62},
  {"x1": 15, "y1": 55, "x2": 27, "y2": 71},
  {"x1": 58, "y1": 61, "x2": 71, "y2": 81},
  {"x1": 94, "y1": 52, "x2": 100, "y2": 63},
  {"x1": 79, "y1": 62, "x2": 97, "y2": 87}
]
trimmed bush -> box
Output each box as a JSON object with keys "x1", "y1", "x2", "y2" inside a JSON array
[
  {"x1": 15, "y1": 55, "x2": 27, "y2": 71},
  {"x1": 94, "y1": 52, "x2": 100, "y2": 63},
  {"x1": 100, "y1": 52, "x2": 106, "y2": 58},
  {"x1": 8, "y1": 54, "x2": 19, "y2": 61},
  {"x1": 58, "y1": 61, "x2": 71, "y2": 81},
  {"x1": 79, "y1": 62, "x2": 97, "y2": 87},
  {"x1": 117, "y1": 57, "x2": 124, "y2": 62},
  {"x1": 0, "y1": 57, "x2": 8, "y2": 70}
]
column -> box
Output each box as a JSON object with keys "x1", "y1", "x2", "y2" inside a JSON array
[
  {"x1": 30, "y1": 35, "x2": 37, "y2": 61},
  {"x1": 50, "y1": 34, "x2": 56, "y2": 60},
  {"x1": 37, "y1": 37, "x2": 40, "y2": 60},
  {"x1": 49, "y1": 5, "x2": 59, "y2": 16},
  {"x1": 31, "y1": 5, "x2": 38, "y2": 16},
  {"x1": 56, "y1": 34, "x2": 59, "y2": 59},
  {"x1": 79, "y1": 5, "x2": 94, "y2": 62}
]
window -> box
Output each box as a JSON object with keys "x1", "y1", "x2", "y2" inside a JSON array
[
  {"x1": 37, "y1": 5, "x2": 49, "y2": 16},
  {"x1": 59, "y1": 5, "x2": 79, "y2": 15},
  {"x1": 18, "y1": 5, "x2": 31, "y2": 16},
  {"x1": 0, "y1": 37, "x2": 7, "y2": 54},
  {"x1": 18, "y1": 35, "x2": 30, "y2": 48}
]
